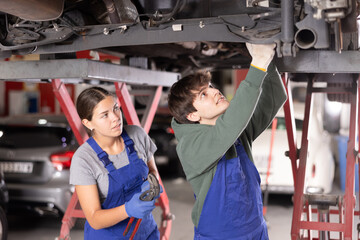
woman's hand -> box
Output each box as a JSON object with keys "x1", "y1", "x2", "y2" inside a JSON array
[{"x1": 125, "y1": 191, "x2": 156, "y2": 219}]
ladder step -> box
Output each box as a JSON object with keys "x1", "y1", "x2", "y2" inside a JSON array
[{"x1": 303, "y1": 194, "x2": 340, "y2": 207}]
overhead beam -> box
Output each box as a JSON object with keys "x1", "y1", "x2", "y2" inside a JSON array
[
  {"x1": 29, "y1": 14, "x2": 280, "y2": 55},
  {"x1": 275, "y1": 50, "x2": 360, "y2": 73},
  {"x1": 3, "y1": 50, "x2": 360, "y2": 84},
  {"x1": 0, "y1": 59, "x2": 180, "y2": 87}
]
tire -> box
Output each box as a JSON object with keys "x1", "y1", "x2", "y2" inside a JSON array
[{"x1": 0, "y1": 207, "x2": 8, "y2": 240}]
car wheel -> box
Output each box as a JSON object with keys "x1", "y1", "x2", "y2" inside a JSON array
[{"x1": 0, "y1": 207, "x2": 8, "y2": 240}]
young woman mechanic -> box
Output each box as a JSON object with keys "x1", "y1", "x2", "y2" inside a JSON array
[
  {"x1": 167, "y1": 43, "x2": 287, "y2": 239},
  {"x1": 69, "y1": 87, "x2": 161, "y2": 240}
]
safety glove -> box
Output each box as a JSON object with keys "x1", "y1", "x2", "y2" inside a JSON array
[
  {"x1": 246, "y1": 43, "x2": 276, "y2": 71},
  {"x1": 125, "y1": 190, "x2": 156, "y2": 219}
]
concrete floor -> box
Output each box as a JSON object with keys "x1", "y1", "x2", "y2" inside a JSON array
[{"x1": 6, "y1": 177, "x2": 360, "y2": 240}]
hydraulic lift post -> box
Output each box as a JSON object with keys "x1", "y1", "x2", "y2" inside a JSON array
[{"x1": 285, "y1": 74, "x2": 359, "y2": 240}]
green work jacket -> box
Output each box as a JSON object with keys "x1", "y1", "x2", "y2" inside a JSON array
[{"x1": 171, "y1": 62, "x2": 287, "y2": 227}]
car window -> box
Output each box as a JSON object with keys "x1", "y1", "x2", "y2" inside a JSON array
[{"x1": 0, "y1": 125, "x2": 74, "y2": 149}]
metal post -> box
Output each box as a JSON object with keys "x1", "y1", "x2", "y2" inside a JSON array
[
  {"x1": 141, "y1": 86, "x2": 163, "y2": 133},
  {"x1": 281, "y1": 0, "x2": 294, "y2": 56},
  {"x1": 281, "y1": 0, "x2": 293, "y2": 43},
  {"x1": 114, "y1": 82, "x2": 141, "y2": 126},
  {"x1": 282, "y1": 73, "x2": 298, "y2": 187},
  {"x1": 343, "y1": 81, "x2": 357, "y2": 239},
  {"x1": 52, "y1": 79, "x2": 88, "y2": 145},
  {"x1": 305, "y1": 200, "x2": 312, "y2": 240},
  {"x1": 290, "y1": 77, "x2": 313, "y2": 240},
  {"x1": 57, "y1": 191, "x2": 85, "y2": 240}
]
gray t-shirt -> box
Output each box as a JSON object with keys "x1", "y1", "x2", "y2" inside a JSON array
[{"x1": 69, "y1": 125, "x2": 157, "y2": 202}]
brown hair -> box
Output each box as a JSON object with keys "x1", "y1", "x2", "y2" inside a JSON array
[
  {"x1": 168, "y1": 72, "x2": 211, "y2": 124},
  {"x1": 76, "y1": 87, "x2": 114, "y2": 134}
]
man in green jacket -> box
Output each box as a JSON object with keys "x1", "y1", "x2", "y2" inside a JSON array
[{"x1": 167, "y1": 43, "x2": 287, "y2": 239}]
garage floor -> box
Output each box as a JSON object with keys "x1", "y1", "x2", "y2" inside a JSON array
[{"x1": 6, "y1": 177, "x2": 360, "y2": 240}]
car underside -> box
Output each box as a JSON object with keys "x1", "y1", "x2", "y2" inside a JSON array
[{"x1": 0, "y1": 0, "x2": 358, "y2": 75}]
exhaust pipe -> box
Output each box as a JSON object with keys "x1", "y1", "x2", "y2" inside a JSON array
[
  {"x1": 294, "y1": 28, "x2": 317, "y2": 49},
  {"x1": 294, "y1": 4, "x2": 330, "y2": 50},
  {"x1": 34, "y1": 206, "x2": 60, "y2": 217}
]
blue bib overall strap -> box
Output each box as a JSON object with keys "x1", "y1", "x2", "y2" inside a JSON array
[
  {"x1": 122, "y1": 130, "x2": 139, "y2": 161},
  {"x1": 84, "y1": 130, "x2": 159, "y2": 240},
  {"x1": 86, "y1": 137, "x2": 115, "y2": 173},
  {"x1": 194, "y1": 140, "x2": 268, "y2": 240}
]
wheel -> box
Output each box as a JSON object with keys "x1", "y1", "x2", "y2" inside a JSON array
[{"x1": 0, "y1": 207, "x2": 8, "y2": 240}]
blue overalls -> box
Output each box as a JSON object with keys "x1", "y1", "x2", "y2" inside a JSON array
[
  {"x1": 84, "y1": 130, "x2": 159, "y2": 240},
  {"x1": 194, "y1": 140, "x2": 268, "y2": 240}
]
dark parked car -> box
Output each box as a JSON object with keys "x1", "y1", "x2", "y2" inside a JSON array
[{"x1": 0, "y1": 114, "x2": 78, "y2": 217}]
